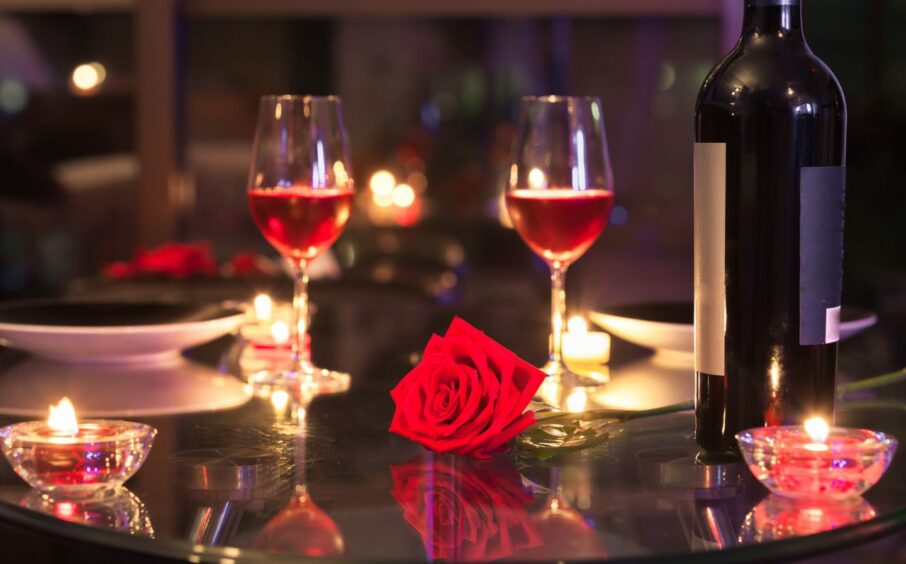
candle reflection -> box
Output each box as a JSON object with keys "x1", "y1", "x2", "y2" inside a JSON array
[
  {"x1": 739, "y1": 495, "x2": 876, "y2": 543},
  {"x1": 21, "y1": 488, "x2": 154, "y2": 537}
]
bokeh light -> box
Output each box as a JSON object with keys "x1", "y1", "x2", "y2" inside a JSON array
[
  {"x1": 528, "y1": 167, "x2": 546, "y2": 189},
  {"x1": 369, "y1": 170, "x2": 395, "y2": 195},
  {"x1": 391, "y1": 184, "x2": 415, "y2": 208},
  {"x1": 0, "y1": 79, "x2": 28, "y2": 114},
  {"x1": 71, "y1": 62, "x2": 107, "y2": 94}
]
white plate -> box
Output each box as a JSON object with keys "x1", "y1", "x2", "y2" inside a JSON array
[
  {"x1": 0, "y1": 301, "x2": 245, "y2": 364},
  {"x1": 590, "y1": 302, "x2": 878, "y2": 357}
]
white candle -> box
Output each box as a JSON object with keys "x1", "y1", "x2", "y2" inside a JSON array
[{"x1": 563, "y1": 317, "x2": 611, "y2": 366}]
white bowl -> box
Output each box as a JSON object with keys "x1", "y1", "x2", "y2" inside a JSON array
[
  {"x1": 589, "y1": 302, "x2": 877, "y2": 357},
  {"x1": 0, "y1": 301, "x2": 245, "y2": 364}
]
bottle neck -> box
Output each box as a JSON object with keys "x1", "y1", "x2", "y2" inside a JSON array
[{"x1": 741, "y1": 0, "x2": 806, "y2": 43}]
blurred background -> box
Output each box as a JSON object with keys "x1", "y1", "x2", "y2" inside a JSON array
[{"x1": 0, "y1": 0, "x2": 902, "y2": 321}]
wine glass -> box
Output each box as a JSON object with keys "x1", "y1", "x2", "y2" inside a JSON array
[
  {"x1": 505, "y1": 96, "x2": 614, "y2": 383},
  {"x1": 247, "y1": 95, "x2": 354, "y2": 392}
]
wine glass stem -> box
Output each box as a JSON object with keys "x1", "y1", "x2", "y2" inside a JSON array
[
  {"x1": 549, "y1": 262, "x2": 567, "y2": 369},
  {"x1": 291, "y1": 260, "x2": 311, "y2": 370}
]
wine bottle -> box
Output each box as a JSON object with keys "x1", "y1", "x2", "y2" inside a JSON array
[{"x1": 694, "y1": 0, "x2": 846, "y2": 453}]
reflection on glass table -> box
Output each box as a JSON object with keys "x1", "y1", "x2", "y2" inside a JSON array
[
  {"x1": 253, "y1": 427, "x2": 345, "y2": 557},
  {"x1": 0, "y1": 355, "x2": 250, "y2": 417},
  {"x1": 537, "y1": 353, "x2": 692, "y2": 412},
  {"x1": 739, "y1": 495, "x2": 877, "y2": 543},
  {"x1": 390, "y1": 453, "x2": 542, "y2": 561},
  {"x1": 521, "y1": 467, "x2": 609, "y2": 561},
  {"x1": 174, "y1": 446, "x2": 283, "y2": 546},
  {"x1": 19, "y1": 488, "x2": 154, "y2": 537}
]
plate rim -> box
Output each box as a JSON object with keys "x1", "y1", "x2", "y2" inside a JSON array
[
  {"x1": 590, "y1": 302, "x2": 878, "y2": 332},
  {"x1": 0, "y1": 300, "x2": 245, "y2": 335}
]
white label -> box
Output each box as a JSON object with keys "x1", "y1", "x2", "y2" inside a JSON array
[
  {"x1": 694, "y1": 143, "x2": 726, "y2": 376},
  {"x1": 825, "y1": 306, "x2": 841, "y2": 343}
]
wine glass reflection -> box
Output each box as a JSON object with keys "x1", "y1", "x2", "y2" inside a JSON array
[
  {"x1": 252, "y1": 410, "x2": 345, "y2": 557},
  {"x1": 517, "y1": 468, "x2": 607, "y2": 561}
]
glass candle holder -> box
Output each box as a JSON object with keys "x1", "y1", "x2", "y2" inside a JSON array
[
  {"x1": 736, "y1": 426, "x2": 897, "y2": 500},
  {"x1": 0, "y1": 420, "x2": 156, "y2": 498}
]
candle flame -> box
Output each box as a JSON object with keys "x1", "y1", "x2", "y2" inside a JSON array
[
  {"x1": 271, "y1": 389, "x2": 289, "y2": 412},
  {"x1": 565, "y1": 387, "x2": 588, "y2": 413},
  {"x1": 804, "y1": 416, "x2": 830, "y2": 443},
  {"x1": 528, "y1": 167, "x2": 546, "y2": 189},
  {"x1": 271, "y1": 320, "x2": 290, "y2": 344},
  {"x1": 253, "y1": 294, "x2": 273, "y2": 321},
  {"x1": 48, "y1": 397, "x2": 79, "y2": 435},
  {"x1": 567, "y1": 316, "x2": 588, "y2": 335}
]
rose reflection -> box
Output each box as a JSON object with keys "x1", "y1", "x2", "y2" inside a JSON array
[
  {"x1": 20, "y1": 488, "x2": 154, "y2": 537},
  {"x1": 739, "y1": 494, "x2": 877, "y2": 543},
  {"x1": 390, "y1": 454, "x2": 542, "y2": 561}
]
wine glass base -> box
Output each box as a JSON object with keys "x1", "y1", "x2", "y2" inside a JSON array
[
  {"x1": 249, "y1": 365, "x2": 350, "y2": 396},
  {"x1": 540, "y1": 361, "x2": 601, "y2": 386},
  {"x1": 535, "y1": 361, "x2": 608, "y2": 407}
]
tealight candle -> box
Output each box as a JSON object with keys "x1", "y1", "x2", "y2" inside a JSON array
[
  {"x1": 241, "y1": 294, "x2": 299, "y2": 349},
  {"x1": 736, "y1": 417, "x2": 898, "y2": 500},
  {"x1": 0, "y1": 397, "x2": 156, "y2": 498},
  {"x1": 563, "y1": 317, "x2": 611, "y2": 366}
]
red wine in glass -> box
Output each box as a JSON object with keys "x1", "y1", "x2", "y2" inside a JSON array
[
  {"x1": 248, "y1": 187, "x2": 354, "y2": 262},
  {"x1": 505, "y1": 96, "x2": 615, "y2": 384},
  {"x1": 506, "y1": 189, "x2": 614, "y2": 264}
]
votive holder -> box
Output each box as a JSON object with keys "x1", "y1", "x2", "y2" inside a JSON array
[
  {"x1": 736, "y1": 426, "x2": 897, "y2": 500},
  {"x1": 0, "y1": 420, "x2": 156, "y2": 498}
]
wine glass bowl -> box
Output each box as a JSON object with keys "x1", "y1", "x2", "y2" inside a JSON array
[
  {"x1": 247, "y1": 95, "x2": 354, "y2": 393},
  {"x1": 505, "y1": 96, "x2": 615, "y2": 382}
]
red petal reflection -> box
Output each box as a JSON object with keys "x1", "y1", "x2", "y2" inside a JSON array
[{"x1": 390, "y1": 454, "x2": 542, "y2": 561}]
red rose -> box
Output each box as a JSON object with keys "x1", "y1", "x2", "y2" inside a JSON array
[
  {"x1": 389, "y1": 317, "x2": 545, "y2": 459},
  {"x1": 390, "y1": 454, "x2": 541, "y2": 561},
  {"x1": 130, "y1": 242, "x2": 217, "y2": 278},
  {"x1": 102, "y1": 261, "x2": 133, "y2": 280},
  {"x1": 223, "y1": 251, "x2": 277, "y2": 278}
]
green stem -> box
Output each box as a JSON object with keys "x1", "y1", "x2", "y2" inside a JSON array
[
  {"x1": 838, "y1": 367, "x2": 906, "y2": 394},
  {"x1": 531, "y1": 400, "x2": 693, "y2": 428}
]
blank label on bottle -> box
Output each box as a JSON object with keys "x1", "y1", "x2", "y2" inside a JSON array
[
  {"x1": 694, "y1": 143, "x2": 726, "y2": 375},
  {"x1": 800, "y1": 166, "x2": 846, "y2": 345}
]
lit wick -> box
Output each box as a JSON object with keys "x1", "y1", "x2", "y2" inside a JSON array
[
  {"x1": 804, "y1": 416, "x2": 830, "y2": 452},
  {"x1": 48, "y1": 397, "x2": 78, "y2": 436}
]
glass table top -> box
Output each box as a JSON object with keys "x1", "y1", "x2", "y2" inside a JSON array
[{"x1": 0, "y1": 294, "x2": 903, "y2": 563}]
